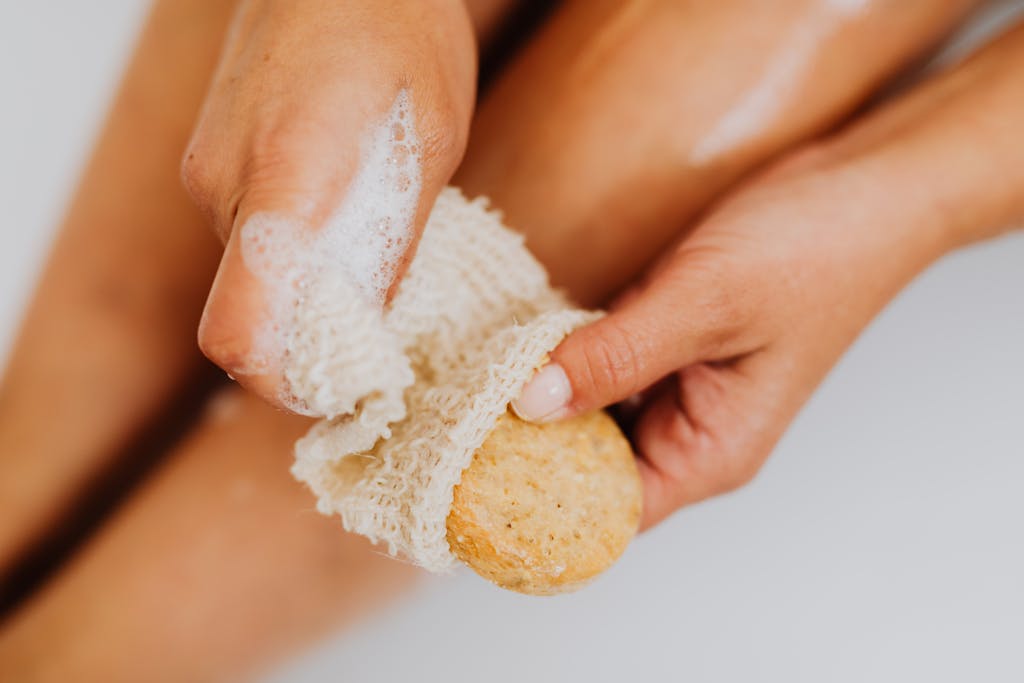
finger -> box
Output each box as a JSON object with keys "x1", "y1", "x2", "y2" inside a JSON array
[
  {"x1": 633, "y1": 355, "x2": 792, "y2": 529},
  {"x1": 634, "y1": 21, "x2": 1024, "y2": 528},
  {"x1": 0, "y1": 0, "x2": 233, "y2": 580},
  {"x1": 512, "y1": 243, "x2": 765, "y2": 421},
  {"x1": 0, "y1": 389, "x2": 417, "y2": 682},
  {"x1": 184, "y1": 0, "x2": 477, "y2": 413},
  {"x1": 457, "y1": 0, "x2": 977, "y2": 306}
]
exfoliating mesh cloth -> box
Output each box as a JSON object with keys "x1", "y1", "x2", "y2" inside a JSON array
[{"x1": 291, "y1": 187, "x2": 599, "y2": 571}]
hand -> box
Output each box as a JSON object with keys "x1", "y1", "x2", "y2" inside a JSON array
[
  {"x1": 512, "y1": 23, "x2": 1024, "y2": 529},
  {"x1": 182, "y1": 0, "x2": 477, "y2": 413},
  {"x1": 4, "y1": 1, "x2": 1021, "y2": 679}
]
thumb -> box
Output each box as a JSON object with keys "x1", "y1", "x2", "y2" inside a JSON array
[{"x1": 512, "y1": 257, "x2": 750, "y2": 422}]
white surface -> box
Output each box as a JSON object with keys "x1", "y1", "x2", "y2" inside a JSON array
[
  {"x1": 0, "y1": 1, "x2": 147, "y2": 363},
  {"x1": 1, "y1": 3, "x2": 1022, "y2": 682}
]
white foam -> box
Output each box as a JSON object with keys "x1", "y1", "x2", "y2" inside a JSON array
[
  {"x1": 238, "y1": 90, "x2": 422, "y2": 415},
  {"x1": 317, "y1": 90, "x2": 421, "y2": 302},
  {"x1": 691, "y1": 0, "x2": 867, "y2": 164}
]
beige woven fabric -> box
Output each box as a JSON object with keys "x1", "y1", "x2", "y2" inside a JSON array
[{"x1": 291, "y1": 188, "x2": 598, "y2": 571}]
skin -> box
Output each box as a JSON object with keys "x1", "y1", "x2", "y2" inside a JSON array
[
  {"x1": 2, "y1": 0, "x2": 1022, "y2": 679},
  {"x1": 457, "y1": 0, "x2": 979, "y2": 304},
  {"x1": 189, "y1": 0, "x2": 478, "y2": 410},
  {"x1": 0, "y1": 0, "x2": 514, "y2": 581},
  {"x1": 197, "y1": 0, "x2": 979, "y2": 401},
  {"x1": 530, "y1": 22, "x2": 1024, "y2": 528},
  {"x1": 0, "y1": 390, "x2": 416, "y2": 682},
  {"x1": 0, "y1": 0, "x2": 505, "y2": 677},
  {"x1": 0, "y1": 0, "x2": 234, "y2": 579}
]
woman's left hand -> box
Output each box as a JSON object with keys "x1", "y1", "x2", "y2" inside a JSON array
[{"x1": 513, "y1": 23, "x2": 1024, "y2": 528}]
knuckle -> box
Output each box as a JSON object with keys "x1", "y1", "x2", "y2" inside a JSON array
[
  {"x1": 576, "y1": 320, "x2": 646, "y2": 401},
  {"x1": 672, "y1": 251, "x2": 755, "y2": 357},
  {"x1": 197, "y1": 315, "x2": 251, "y2": 376},
  {"x1": 716, "y1": 456, "x2": 761, "y2": 493},
  {"x1": 698, "y1": 272, "x2": 745, "y2": 334},
  {"x1": 180, "y1": 138, "x2": 231, "y2": 237},
  {"x1": 703, "y1": 436, "x2": 765, "y2": 494},
  {"x1": 245, "y1": 124, "x2": 301, "y2": 179},
  {"x1": 418, "y1": 105, "x2": 467, "y2": 176},
  {"x1": 180, "y1": 142, "x2": 214, "y2": 205},
  {"x1": 679, "y1": 424, "x2": 763, "y2": 497}
]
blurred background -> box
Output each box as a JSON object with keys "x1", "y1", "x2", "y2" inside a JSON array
[{"x1": 2, "y1": 2, "x2": 1023, "y2": 681}]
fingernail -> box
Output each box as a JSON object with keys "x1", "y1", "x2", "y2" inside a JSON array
[{"x1": 512, "y1": 363, "x2": 572, "y2": 423}]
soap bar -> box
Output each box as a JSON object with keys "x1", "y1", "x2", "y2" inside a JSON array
[{"x1": 446, "y1": 410, "x2": 642, "y2": 595}]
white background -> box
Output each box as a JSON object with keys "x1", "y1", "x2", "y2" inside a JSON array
[{"x1": 1, "y1": 3, "x2": 1022, "y2": 682}]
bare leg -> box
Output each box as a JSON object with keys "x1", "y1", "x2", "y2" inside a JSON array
[
  {"x1": 0, "y1": 389, "x2": 417, "y2": 682},
  {"x1": 457, "y1": 0, "x2": 979, "y2": 304},
  {"x1": 0, "y1": 0, "x2": 236, "y2": 576},
  {"x1": 0, "y1": 0, "x2": 983, "y2": 678},
  {"x1": 0, "y1": 0, "x2": 530, "y2": 583},
  {"x1": 0, "y1": 0, "x2": 519, "y2": 675}
]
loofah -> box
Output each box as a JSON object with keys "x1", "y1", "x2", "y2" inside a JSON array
[{"x1": 291, "y1": 187, "x2": 599, "y2": 571}]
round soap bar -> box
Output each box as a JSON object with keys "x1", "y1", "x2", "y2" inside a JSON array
[{"x1": 446, "y1": 409, "x2": 642, "y2": 595}]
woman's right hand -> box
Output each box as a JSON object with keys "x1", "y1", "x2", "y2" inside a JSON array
[{"x1": 182, "y1": 0, "x2": 477, "y2": 413}]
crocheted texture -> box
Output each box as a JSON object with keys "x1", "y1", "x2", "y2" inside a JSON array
[{"x1": 291, "y1": 188, "x2": 598, "y2": 571}]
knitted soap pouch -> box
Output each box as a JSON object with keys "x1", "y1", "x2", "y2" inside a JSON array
[{"x1": 290, "y1": 188, "x2": 599, "y2": 571}]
